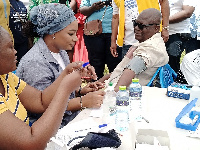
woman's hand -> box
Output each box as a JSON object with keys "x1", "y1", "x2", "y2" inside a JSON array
[
  {"x1": 91, "y1": 1, "x2": 104, "y2": 11},
  {"x1": 82, "y1": 90, "x2": 105, "y2": 108},
  {"x1": 64, "y1": 62, "x2": 97, "y2": 80},
  {"x1": 80, "y1": 1, "x2": 104, "y2": 17},
  {"x1": 80, "y1": 81, "x2": 105, "y2": 95},
  {"x1": 64, "y1": 61, "x2": 84, "y2": 74},
  {"x1": 83, "y1": 65, "x2": 98, "y2": 80}
]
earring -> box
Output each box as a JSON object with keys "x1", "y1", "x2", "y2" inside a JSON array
[{"x1": 53, "y1": 34, "x2": 55, "y2": 39}]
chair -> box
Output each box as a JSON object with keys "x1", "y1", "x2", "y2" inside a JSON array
[{"x1": 147, "y1": 64, "x2": 177, "y2": 88}]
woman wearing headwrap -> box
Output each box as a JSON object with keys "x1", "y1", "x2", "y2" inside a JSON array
[
  {"x1": 16, "y1": 3, "x2": 105, "y2": 127},
  {"x1": 0, "y1": 3, "x2": 102, "y2": 149}
]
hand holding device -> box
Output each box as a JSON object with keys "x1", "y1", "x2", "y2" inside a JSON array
[{"x1": 102, "y1": 0, "x2": 112, "y2": 6}]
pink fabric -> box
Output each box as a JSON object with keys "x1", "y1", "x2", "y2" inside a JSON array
[{"x1": 73, "y1": 0, "x2": 89, "y2": 62}]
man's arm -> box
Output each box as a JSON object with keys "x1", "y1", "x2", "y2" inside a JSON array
[
  {"x1": 110, "y1": 14, "x2": 119, "y2": 57},
  {"x1": 112, "y1": 46, "x2": 139, "y2": 91},
  {"x1": 159, "y1": 0, "x2": 170, "y2": 42},
  {"x1": 98, "y1": 73, "x2": 111, "y2": 83},
  {"x1": 113, "y1": 46, "x2": 147, "y2": 92},
  {"x1": 114, "y1": 69, "x2": 135, "y2": 92},
  {"x1": 169, "y1": 5, "x2": 195, "y2": 23}
]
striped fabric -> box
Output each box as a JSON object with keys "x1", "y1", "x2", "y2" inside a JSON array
[{"x1": 0, "y1": 72, "x2": 28, "y2": 125}]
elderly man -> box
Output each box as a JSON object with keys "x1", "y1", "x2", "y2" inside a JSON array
[
  {"x1": 106, "y1": 8, "x2": 169, "y2": 91},
  {"x1": 110, "y1": 0, "x2": 169, "y2": 59}
]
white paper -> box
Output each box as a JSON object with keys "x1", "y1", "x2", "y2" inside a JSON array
[
  {"x1": 90, "y1": 106, "x2": 104, "y2": 118},
  {"x1": 50, "y1": 118, "x2": 100, "y2": 148},
  {"x1": 187, "y1": 123, "x2": 200, "y2": 139}
]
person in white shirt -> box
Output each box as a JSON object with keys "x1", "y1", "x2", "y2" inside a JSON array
[{"x1": 165, "y1": 0, "x2": 196, "y2": 73}]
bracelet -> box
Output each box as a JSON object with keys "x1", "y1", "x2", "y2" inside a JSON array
[
  {"x1": 80, "y1": 96, "x2": 83, "y2": 110},
  {"x1": 162, "y1": 26, "x2": 169, "y2": 31},
  {"x1": 80, "y1": 96, "x2": 85, "y2": 111},
  {"x1": 80, "y1": 96, "x2": 86, "y2": 111},
  {"x1": 78, "y1": 86, "x2": 82, "y2": 96}
]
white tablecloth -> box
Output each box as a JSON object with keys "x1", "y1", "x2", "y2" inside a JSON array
[{"x1": 46, "y1": 86, "x2": 200, "y2": 150}]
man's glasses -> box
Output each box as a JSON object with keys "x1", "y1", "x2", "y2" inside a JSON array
[{"x1": 132, "y1": 20, "x2": 159, "y2": 30}]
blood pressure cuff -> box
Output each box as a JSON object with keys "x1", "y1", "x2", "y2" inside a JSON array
[{"x1": 127, "y1": 56, "x2": 147, "y2": 74}]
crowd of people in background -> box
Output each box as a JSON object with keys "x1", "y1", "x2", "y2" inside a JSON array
[
  {"x1": 0, "y1": 0, "x2": 200, "y2": 149},
  {"x1": 1, "y1": 0, "x2": 199, "y2": 76}
]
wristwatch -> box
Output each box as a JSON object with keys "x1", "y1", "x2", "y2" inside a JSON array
[{"x1": 162, "y1": 26, "x2": 169, "y2": 31}]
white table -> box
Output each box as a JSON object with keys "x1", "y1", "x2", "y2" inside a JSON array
[
  {"x1": 46, "y1": 86, "x2": 200, "y2": 150},
  {"x1": 139, "y1": 86, "x2": 200, "y2": 150}
]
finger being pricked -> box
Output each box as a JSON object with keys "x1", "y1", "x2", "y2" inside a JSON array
[
  {"x1": 93, "y1": 81, "x2": 105, "y2": 90},
  {"x1": 64, "y1": 61, "x2": 83, "y2": 74},
  {"x1": 85, "y1": 65, "x2": 98, "y2": 80},
  {"x1": 95, "y1": 89, "x2": 106, "y2": 96},
  {"x1": 87, "y1": 82, "x2": 98, "y2": 91},
  {"x1": 71, "y1": 61, "x2": 84, "y2": 71}
]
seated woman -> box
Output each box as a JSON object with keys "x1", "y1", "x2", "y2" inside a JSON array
[
  {"x1": 0, "y1": 23, "x2": 98, "y2": 149},
  {"x1": 16, "y1": 3, "x2": 105, "y2": 127}
]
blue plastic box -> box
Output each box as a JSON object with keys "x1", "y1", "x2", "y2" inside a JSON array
[{"x1": 175, "y1": 98, "x2": 200, "y2": 131}]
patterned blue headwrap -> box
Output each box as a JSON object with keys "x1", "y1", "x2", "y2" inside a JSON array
[{"x1": 30, "y1": 3, "x2": 76, "y2": 37}]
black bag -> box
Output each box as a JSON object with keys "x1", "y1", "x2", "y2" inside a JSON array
[{"x1": 70, "y1": 129, "x2": 121, "y2": 150}]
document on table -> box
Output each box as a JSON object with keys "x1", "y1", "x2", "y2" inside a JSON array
[{"x1": 90, "y1": 106, "x2": 104, "y2": 118}]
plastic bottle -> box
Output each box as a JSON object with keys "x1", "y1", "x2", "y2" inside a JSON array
[
  {"x1": 106, "y1": 82, "x2": 116, "y2": 99},
  {"x1": 189, "y1": 81, "x2": 200, "y2": 106},
  {"x1": 129, "y1": 78, "x2": 142, "y2": 122},
  {"x1": 115, "y1": 86, "x2": 129, "y2": 132},
  {"x1": 105, "y1": 82, "x2": 116, "y2": 116}
]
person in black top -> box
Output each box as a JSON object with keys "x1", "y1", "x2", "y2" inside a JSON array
[{"x1": 9, "y1": 0, "x2": 29, "y2": 66}]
